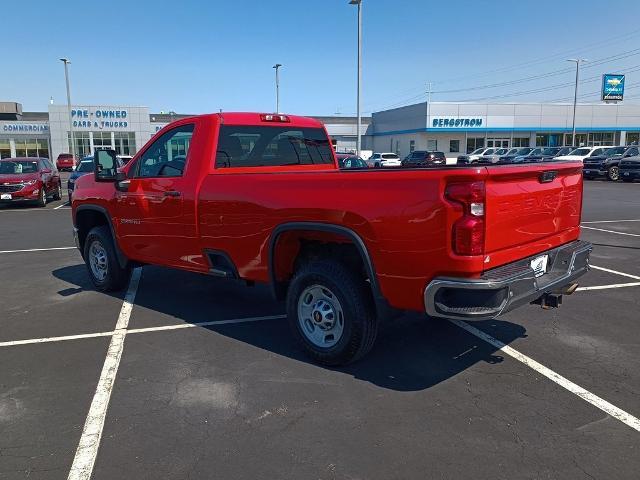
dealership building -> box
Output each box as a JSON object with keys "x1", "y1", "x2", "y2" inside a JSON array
[
  {"x1": 2, "y1": 99, "x2": 639, "y2": 161},
  {"x1": 371, "y1": 101, "x2": 640, "y2": 159}
]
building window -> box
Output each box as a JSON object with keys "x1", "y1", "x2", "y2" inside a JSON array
[
  {"x1": 564, "y1": 133, "x2": 587, "y2": 146},
  {"x1": 68, "y1": 132, "x2": 91, "y2": 158},
  {"x1": 409, "y1": 140, "x2": 415, "y2": 153},
  {"x1": 588, "y1": 132, "x2": 614, "y2": 146},
  {"x1": 627, "y1": 132, "x2": 640, "y2": 145},
  {"x1": 93, "y1": 131, "x2": 113, "y2": 150},
  {"x1": 449, "y1": 140, "x2": 460, "y2": 153},
  {"x1": 427, "y1": 139, "x2": 437, "y2": 151},
  {"x1": 466, "y1": 137, "x2": 484, "y2": 153},
  {"x1": 13, "y1": 138, "x2": 49, "y2": 158},
  {"x1": 114, "y1": 132, "x2": 136, "y2": 156},
  {"x1": 0, "y1": 139, "x2": 11, "y2": 159},
  {"x1": 512, "y1": 137, "x2": 529, "y2": 147}
]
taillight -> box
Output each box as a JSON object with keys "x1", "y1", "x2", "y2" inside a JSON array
[
  {"x1": 445, "y1": 181, "x2": 485, "y2": 256},
  {"x1": 260, "y1": 113, "x2": 290, "y2": 122}
]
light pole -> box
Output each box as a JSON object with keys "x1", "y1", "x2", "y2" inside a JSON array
[
  {"x1": 60, "y1": 58, "x2": 76, "y2": 160},
  {"x1": 273, "y1": 64, "x2": 282, "y2": 113},
  {"x1": 567, "y1": 58, "x2": 586, "y2": 146},
  {"x1": 349, "y1": 0, "x2": 362, "y2": 156}
]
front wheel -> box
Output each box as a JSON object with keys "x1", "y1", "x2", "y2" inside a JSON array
[
  {"x1": 286, "y1": 259, "x2": 378, "y2": 366},
  {"x1": 607, "y1": 165, "x2": 620, "y2": 181},
  {"x1": 83, "y1": 226, "x2": 131, "y2": 291},
  {"x1": 35, "y1": 187, "x2": 47, "y2": 207}
]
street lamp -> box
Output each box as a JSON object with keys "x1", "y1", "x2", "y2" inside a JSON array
[
  {"x1": 349, "y1": 0, "x2": 362, "y2": 156},
  {"x1": 567, "y1": 58, "x2": 587, "y2": 146},
  {"x1": 273, "y1": 64, "x2": 282, "y2": 113},
  {"x1": 59, "y1": 58, "x2": 76, "y2": 161}
]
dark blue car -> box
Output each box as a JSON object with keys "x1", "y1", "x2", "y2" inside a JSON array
[{"x1": 67, "y1": 156, "x2": 95, "y2": 200}]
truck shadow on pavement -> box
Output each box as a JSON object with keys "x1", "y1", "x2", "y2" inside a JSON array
[{"x1": 53, "y1": 264, "x2": 527, "y2": 392}]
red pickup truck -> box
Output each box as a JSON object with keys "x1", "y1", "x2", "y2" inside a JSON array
[{"x1": 71, "y1": 112, "x2": 591, "y2": 365}]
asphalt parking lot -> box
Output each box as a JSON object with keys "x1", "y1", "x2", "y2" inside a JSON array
[{"x1": 1, "y1": 178, "x2": 639, "y2": 479}]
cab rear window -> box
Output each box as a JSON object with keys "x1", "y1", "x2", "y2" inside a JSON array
[{"x1": 215, "y1": 126, "x2": 334, "y2": 168}]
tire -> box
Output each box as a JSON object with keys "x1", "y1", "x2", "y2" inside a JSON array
[
  {"x1": 35, "y1": 186, "x2": 47, "y2": 207},
  {"x1": 607, "y1": 165, "x2": 620, "y2": 181},
  {"x1": 53, "y1": 182, "x2": 62, "y2": 201},
  {"x1": 375, "y1": 162, "x2": 381, "y2": 168},
  {"x1": 83, "y1": 226, "x2": 131, "y2": 291},
  {"x1": 286, "y1": 259, "x2": 378, "y2": 366}
]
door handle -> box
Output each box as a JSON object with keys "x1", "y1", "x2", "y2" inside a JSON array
[{"x1": 164, "y1": 190, "x2": 181, "y2": 197}]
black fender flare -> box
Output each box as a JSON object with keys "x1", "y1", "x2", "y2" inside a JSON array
[
  {"x1": 75, "y1": 204, "x2": 128, "y2": 269},
  {"x1": 268, "y1": 222, "x2": 387, "y2": 314}
]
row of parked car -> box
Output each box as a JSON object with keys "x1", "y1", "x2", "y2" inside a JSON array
[{"x1": 337, "y1": 145, "x2": 640, "y2": 183}]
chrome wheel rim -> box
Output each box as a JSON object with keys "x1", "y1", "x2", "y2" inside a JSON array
[
  {"x1": 41, "y1": 188, "x2": 46, "y2": 204},
  {"x1": 89, "y1": 240, "x2": 108, "y2": 282},
  {"x1": 610, "y1": 166, "x2": 619, "y2": 180},
  {"x1": 297, "y1": 284, "x2": 344, "y2": 348}
]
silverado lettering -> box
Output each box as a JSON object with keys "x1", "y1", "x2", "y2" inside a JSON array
[{"x1": 71, "y1": 112, "x2": 592, "y2": 365}]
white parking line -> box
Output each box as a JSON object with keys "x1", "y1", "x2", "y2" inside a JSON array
[
  {"x1": 576, "y1": 282, "x2": 640, "y2": 291},
  {"x1": 67, "y1": 267, "x2": 141, "y2": 480},
  {"x1": 581, "y1": 226, "x2": 640, "y2": 237},
  {"x1": 448, "y1": 318, "x2": 640, "y2": 433},
  {"x1": 0, "y1": 331, "x2": 115, "y2": 348},
  {"x1": 0, "y1": 246, "x2": 76, "y2": 254},
  {"x1": 582, "y1": 219, "x2": 640, "y2": 224},
  {"x1": 54, "y1": 202, "x2": 71, "y2": 210},
  {"x1": 590, "y1": 265, "x2": 640, "y2": 281},
  {"x1": 0, "y1": 315, "x2": 288, "y2": 349}
]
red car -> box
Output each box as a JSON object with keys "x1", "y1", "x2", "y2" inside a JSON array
[
  {"x1": 56, "y1": 153, "x2": 76, "y2": 171},
  {"x1": 0, "y1": 157, "x2": 62, "y2": 207},
  {"x1": 72, "y1": 112, "x2": 591, "y2": 365}
]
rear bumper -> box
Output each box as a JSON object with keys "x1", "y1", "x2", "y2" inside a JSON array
[{"x1": 424, "y1": 240, "x2": 592, "y2": 320}]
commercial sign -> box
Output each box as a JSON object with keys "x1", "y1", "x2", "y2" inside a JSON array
[
  {"x1": 70, "y1": 108, "x2": 129, "y2": 129},
  {"x1": 431, "y1": 117, "x2": 484, "y2": 128},
  {"x1": 1, "y1": 122, "x2": 49, "y2": 134},
  {"x1": 602, "y1": 74, "x2": 625, "y2": 101}
]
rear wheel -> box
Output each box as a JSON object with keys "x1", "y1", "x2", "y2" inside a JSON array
[
  {"x1": 607, "y1": 165, "x2": 620, "y2": 181},
  {"x1": 286, "y1": 259, "x2": 378, "y2": 366},
  {"x1": 83, "y1": 226, "x2": 131, "y2": 291},
  {"x1": 53, "y1": 183, "x2": 62, "y2": 201}
]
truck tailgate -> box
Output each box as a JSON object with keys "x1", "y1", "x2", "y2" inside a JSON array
[{"x1": 484, "y1": 162, "x2": 583, "y2": 255}]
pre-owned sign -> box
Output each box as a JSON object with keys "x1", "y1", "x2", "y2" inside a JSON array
[{"x1": 602, "y1": 74, "x2": 625, "y2": 101}]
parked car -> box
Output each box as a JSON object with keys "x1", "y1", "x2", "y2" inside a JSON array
[
  {"x1": 457, "y1": 147, "x2": 494, "y2": 164},
  {"x1": 478, "y1": 148, "x2": 510, "y2": 163},
  {"x1": 72, "y1": 111, "x2": 591, "y2": 365},
  {"x1": 368, "y1": 152, "x2": 401, "y2": 168},
  {"x1": 56, "y1": 153, "x2": 77, "y2": 171},
  {"x1": 583, "y1": 145, "x2": 639, "y2": 181},
  {"x1": 336, "y1": 154, "x2": 368, "y2": 169},
  {"x1": 513, "y1": 146, "x2": 575, "y2": 163},
  {"x1": 68, "y1": 156, "x2": 94, "y2": 199},
  {"x1": 0, "y1": 157, "x2": 62, "y2": 207},
  {"x1": 497, "y1": 147, "x2": 535, "y2": 163},
  {"x1": 619, "y1": 154, "x2": 640, "y2": 182},
  {"x1": 117, "y1": 155, "x2": 133, "y2": 165},
  {"x1": 554, "y1": 146, "x2": 607, "y2": 162},
  {"x1": 401, "y1": 150, "x2": 446, "y2": 167}
]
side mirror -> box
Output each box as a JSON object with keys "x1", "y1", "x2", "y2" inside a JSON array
[
  {"x1": 94, "y1": 150, "x2": 118, "y2": 182},
  {"x1": 115, "y1": 171, "x2": 130, "y2": 192}
]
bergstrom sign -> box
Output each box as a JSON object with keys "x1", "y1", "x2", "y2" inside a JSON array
[
  {"x1": 431, "y1": 117, "x2": 484, "y2": 128},
  {"x1": 70, "y1": 108, "x2": 129, "y2": 129}
]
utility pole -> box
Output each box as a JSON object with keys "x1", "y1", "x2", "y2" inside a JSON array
[
  {"x1": 349, "y1": 0, "x2": 362, "y2": 156},
  {"x1": 273, "y1": 64, "x2": 282, "y2": 113},
  {"x1": 567, "y1": 58, "x2": 586, "y2": 146},
  {"x1": 60, "y1": 58, "x2": 76, "y2": 160}
]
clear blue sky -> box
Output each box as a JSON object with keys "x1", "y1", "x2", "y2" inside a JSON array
[{"x1": 3, "y1": 0, "x2": 640, "y2": 115}]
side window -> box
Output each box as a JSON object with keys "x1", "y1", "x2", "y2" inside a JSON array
[
  {"x1": 628, "y1": 147, "x2": 638, "y2": 156},
  {"x1": 135, "y1": 124, "x2": 194, "y2": 178}
]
